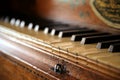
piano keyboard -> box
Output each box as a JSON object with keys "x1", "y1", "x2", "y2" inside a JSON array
[{"x1": 0, "y1": 16, "x2": 120, "y2": 80}]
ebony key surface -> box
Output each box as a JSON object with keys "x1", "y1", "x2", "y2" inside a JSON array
[
  {"x1": 81, "y1": 35, "x2": 120, "y2": 44},
  {"x1": 97, "y1": 40, "x2": 120, "y2": 49},
  {"x1": 108, "y1": 43, "x2": 120, "y2": 52}
]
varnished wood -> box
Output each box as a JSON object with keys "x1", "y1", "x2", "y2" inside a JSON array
[
  {"x1": 35, "y1": 0, "x2": 120, "y2": 33},
  {"x1": 0, "y1": 22, "x2": 120, "y2": 80},
  {"x1": 0, "y1": 0, "x2": 120, "y2": 80},
  {"x1": 1, "y1": 0, "x2": 120, "y2": 33},
  {"x1": 0, "y1": 53, "x2": 48, "y2": 80}
]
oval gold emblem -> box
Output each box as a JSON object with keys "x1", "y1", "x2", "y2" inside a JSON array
[{"x1": 90, "y1": 0, "x2": 120, "y2": 29}]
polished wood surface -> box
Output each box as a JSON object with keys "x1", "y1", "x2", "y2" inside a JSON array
[
  {"x1": 0, "y1": 0, "x2": 120, "y2": 33},
  {"x1": 0, "y1": 21, "x2": 120, "y2": 80},
  {"x1": 0, "y1": 0, "x2": 120, "y2": 80},
  {"x1": 0, "y1": 53, "x2": 45, "y2": 80}
]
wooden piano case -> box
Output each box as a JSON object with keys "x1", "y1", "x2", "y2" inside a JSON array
[
  {"x1": 0, "y1": 0, "x2": 120, "y2": 80},
  {"x1": 0, "y1": 22, "x2": 119, "y2": 80}
]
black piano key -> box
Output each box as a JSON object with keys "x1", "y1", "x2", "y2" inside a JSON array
[
  {"x1": 81, "y1": 35, "x2": 120, "y2": 44},
  {"x1": 27, "y1": 23, "x2": 44, "y2": 30},
  {"x1": 96, "y1": 40, "x2": 120, "y2": 49},
  {"x1": 34, "y1": 23, "x2": 55, "y2": 30},
  {"x1": 71, "y1": 32, "x2": 109, "y2": 41},
  {"x1": 108, "y1": 43, "x2": 120, "y2": 52},
  {"x1": 58, "y1": 29, "x2": 96, "y2": 38},
  {"x1": 37, "y1": 25, "x2": 47, "y2": 30},
  {"x1": 50, "y1": 27, "x2": 86, "y2": 36},
  {"x1": 44, "y1": 26, "x2": 70, "y2": 34}
]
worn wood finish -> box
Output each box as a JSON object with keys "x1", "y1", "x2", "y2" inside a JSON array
[
  {"x1": 0, "y1": 53, "x2": 47, "y2": 80},
  {"x1": 0, "y1": 22, "x2": 120, "y2": 80},
  {"x1": 4, "y1": 0, "x2": 120, "y2": 33},
  {"x1": 34, "y1": 0, "x2": 120, "y2": 33},
  {"x1": 0, "y1": 34, "x2": 75, "y2": 80},
  {"x1": 0, "y1": 32, "x2": 109, "y2": 80},
  {"x1": 0, "y1": 0, "x2": 120, "y2": 80}
]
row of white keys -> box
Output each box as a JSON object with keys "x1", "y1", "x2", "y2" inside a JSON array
[{"x1": 2, "y1": 17, "x2": 40, "y2": 32}]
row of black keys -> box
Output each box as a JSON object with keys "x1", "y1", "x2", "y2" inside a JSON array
[
  {"x1": 43, "y1": 26, "x2": 120, "y2": 53},
  {"x1": 1, "y1": 17, "x2": 120, "y2": 53}
]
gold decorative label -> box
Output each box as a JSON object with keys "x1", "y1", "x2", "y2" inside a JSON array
[{"x1": 91, "y1": 0, "x2": 120, "y2": 29}]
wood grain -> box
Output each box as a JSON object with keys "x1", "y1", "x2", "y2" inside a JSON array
[
  {"x1": 0, "y1": 23, "x2": 119, "y2": 80},
  {"x1": 1, "y1": 0, "x2": 120, "y2": 33}
]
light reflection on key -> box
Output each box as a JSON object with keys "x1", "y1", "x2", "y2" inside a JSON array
[
  {"x1": 34, "y1": 25, "x2": 39, "y2": 32},
  {"x1": 10, "y1": 18, "x2": 15, "y2": 25},
  {"x1": 15, "y1": 19, "x2": 20, "y2": 26},
  {"x1": 20, "y1": 21, "x2": 25, "y2": 28},
  {"x1": 28, "y1": 23, "x2": 33, "y2": 30}
]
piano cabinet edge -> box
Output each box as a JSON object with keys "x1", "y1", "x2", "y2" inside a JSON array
[
  {"x1": 0, "y1": 53, "x2": 47, "y2": 80},
  {"x1": 0, "y1": 36, "x2": 118, "y2": 80},
  {"x1": 0, "y1": 51, "x2": 113, "y2": 80}
]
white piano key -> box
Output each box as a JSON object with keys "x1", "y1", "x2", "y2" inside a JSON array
[
  {"x1": 20, "y1": 21, "x2": 25, "y2": 28},
  {"x1": 44, "y1": 27, "x2": 49, "y2": 34},
  {"x1": 28, "y1": 23, "x2": 33, "y2": 30},
  {"x1": 34, "y1": 25, "x2": 39, "y2": 32},
  {"x1": 50, "y1": 29, "x2": 56, "y2": 36},
  {"x1": 10, "y1": 18, "x2": 16, "y2": 25},
  {"x1": 4, "y1": 17, "x2": 9, "y2": 23},
  {"x1": 15, "y1": 19, "x2": 20, "y2": 26}
]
